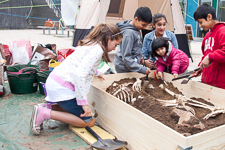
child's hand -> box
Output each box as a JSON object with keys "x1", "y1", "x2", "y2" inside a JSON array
[
  {"x1": 98, "y1": 73, "x2": 105, "y2": 80},
  {"x1": 173, "y1": 73, "x2": 178, "y2": 78},
  {"x1": 146, "y1": 68, "x2": 151, "y2": 74},
  {"x1": 144, "y1": 60, "x2": 156, "y2": 69},
  {"x1": 157, "y1": 71, "x2": 163, "y2": 79},
  {"x1": 81, "y1": 105, "x2": 92, "y2": 117},
  {"x1": 191, "y1": 69, "x2": 202, "y2": 77},
  {"x1": 200, "y1": 55, "x2": 211, "y2": 68},
  {"x1": 140, "y1": 57, "x2": 145, "y2": 65}
]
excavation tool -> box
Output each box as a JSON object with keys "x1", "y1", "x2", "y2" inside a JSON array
[
  {"x1": 181, "y1": 74, "x2": 195, "y2": 84},
  {"x1": 143, "y1": 74, "x2": 149, "y2": 86},
  {"x1": 162, "y1": 77, "x2": 168, "y2": 86},
  {"x1": 172, "y1": 67, "x2": 200, "y2": 81},
  {"x1": 85, "y1": 126, "x2": 128, "y2": 150}
]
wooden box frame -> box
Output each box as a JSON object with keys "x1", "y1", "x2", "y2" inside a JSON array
[{"x1": 87, "y1": 72, "x2": 225, "y2": 150}]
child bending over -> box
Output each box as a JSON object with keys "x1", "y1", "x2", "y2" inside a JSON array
[
  {"x1": 151, "y1": 37, "x2": 189, "y2": 79},
  {"x1": 30, "y1": 23, "x2": 123, "y2": 135}
]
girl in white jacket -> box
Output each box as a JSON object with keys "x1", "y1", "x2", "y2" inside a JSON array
[{"x1": 30, "y1": 23, "x2": 123, "y2": 135}]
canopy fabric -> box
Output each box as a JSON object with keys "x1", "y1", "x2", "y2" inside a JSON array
[
  {"x1": 76, "y1": 0, "x2": 110, "y2": 29},
  {"x1": 61, "y1": 0, "x2": 80, "y2": 25}
]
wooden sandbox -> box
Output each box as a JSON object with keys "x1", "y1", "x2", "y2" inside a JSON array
[{"x1": 87, "y1": 72, "x2": 225, "y2": 150}]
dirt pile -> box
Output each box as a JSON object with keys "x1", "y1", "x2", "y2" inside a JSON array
[{"x1": 106, "y1": 77, "x2": 225, "y2": 136}]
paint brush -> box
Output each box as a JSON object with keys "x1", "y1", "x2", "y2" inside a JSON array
[{"x1": 162, "y1": 77, "x2": 168, "y2": 86}]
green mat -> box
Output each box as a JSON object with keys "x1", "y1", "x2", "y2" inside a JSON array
[{"x1": 0, "y1": 83, "x2": 90, "y2": 150}]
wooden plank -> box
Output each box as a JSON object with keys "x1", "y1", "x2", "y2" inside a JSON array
[
  {"x1": 69, "y1": 125, "x2": 126, "y2": 150},
  {"x1": 187, "y1": 125, "x2": 225, "y2": 149},
  {"x1": 89, "y1": 72, "x2": 225, "y2": 149}
]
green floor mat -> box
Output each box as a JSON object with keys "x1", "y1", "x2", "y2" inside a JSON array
[{"x1": 0, "y1": 82, "x2": 90, "y2": 150}]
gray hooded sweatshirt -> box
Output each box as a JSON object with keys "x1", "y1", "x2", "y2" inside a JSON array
[{"x1": 114, "y1": 20, "x2": 147, "y2": 74}]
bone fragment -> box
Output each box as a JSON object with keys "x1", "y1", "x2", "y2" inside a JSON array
[
  {"x1": 138, "y1": 96, "x2": 144, "y2": 99},
  {"x1": 121, "y1": 90, "x2": 126, "y2": 102},
  {"x1": 123, "y1": 89, "x2": 130, "y2": 102},
  {"x1": 113, "y1": 83, "x2": 118, "y2": 87},
  {"x1": 187, "y1": 102, "x2": 216, "y2": 111},
  {"x1": 132, "y1": 78, "x2": 141, "y2": 92},
  {"x1": 181, "y1": 106, "x2": 195, "y2": 115},
  {"x1": 148, "y1": 84, "x2": 154, "y2": 89},
  {"x1": 204, "y1": 109, "x2": 225, "y2": 120},
  {"x1": 159, "y1": 84, "x2": 175, "y2": 96},
  {"x1": 131, "y1": 98, "x2": 136, "y2": 104}
]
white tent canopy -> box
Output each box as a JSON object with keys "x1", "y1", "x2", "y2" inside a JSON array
[{"x1": 69, "y1": 0, "x2": 191, "y2": 60}]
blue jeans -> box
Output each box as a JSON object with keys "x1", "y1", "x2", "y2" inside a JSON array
[{"x1": 57, "y1": 98, "x2": 93, "y2": 122}]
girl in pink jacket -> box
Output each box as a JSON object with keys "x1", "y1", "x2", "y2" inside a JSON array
[{"x1": 151, "y1": 37, "x2": 189, "y2": 79}]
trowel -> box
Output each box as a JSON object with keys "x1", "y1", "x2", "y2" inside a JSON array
[
  {"x1": 143, "y1": 74, "x2": 149, "y2": 86},
  {"x1": 85, "y1": 126, "x2": 128, "y2": 150},
  {"x1": 181, "y1": 74, "x2": 195, "y2": 84},
  {"x1": 172, "y1": 67, "x2": 200, "y2": 81}
]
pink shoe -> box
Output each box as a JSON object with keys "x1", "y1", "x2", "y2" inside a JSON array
[
  {"x1": 38, "y1": 103, "x2": 52, "y2": 109},
  {"x1": 37, "y1": 103, "x2": 52, "y2": 130},
  {"x1": 30, "y1": 105, "x2": 51, "y2": 135}
]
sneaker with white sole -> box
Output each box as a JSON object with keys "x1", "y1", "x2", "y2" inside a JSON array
[
  {"x1": 30, "y1": 105, "x2": 51, "y2": 135},
  {"x1": 38, "y1": 103, "x2": 52, "y2": 109}
]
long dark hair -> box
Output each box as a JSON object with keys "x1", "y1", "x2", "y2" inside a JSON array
[
  {"x1": 152, "y1": 13, "x2": 167, "y2": 29},
  {"x1": 151, "y1": 37, "x2": 170, "y2": 58},
  {"x1": 78, "y1": 23, "x2": 123, "y2": 62}
]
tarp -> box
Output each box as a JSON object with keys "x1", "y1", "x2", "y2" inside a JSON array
[{"x1": 0, "y1": 83, "x2": 90, "y2": 149}]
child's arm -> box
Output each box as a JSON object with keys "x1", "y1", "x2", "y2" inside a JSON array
[
  {"x1": 74, "y1": 46, "x2": 103, "y2": 106},
  {"x1": 207, "y1": 34, "x2": 225, "y2": 63},
  {"x1": 95, "y1": 70, "x2": 105, "y2": 80},
  {"x1": 80, "y1": 105, "x2": 92, "y2": 117},
  {"x1": 98, "y1": 72, "x2": 105, "y2": 80},
  {"x1": 200, "y1": 31, "x2": 225, "y2": 66},
  {"x1": 170, "y1": 54, "x2": 181, "y2": 75},
  {"x1": 157, "y1": 71, "x2": 163, "y2": 79},
  {"x1": 121, "y1": 36, "x2": 147, "y2": 74},
  {"x1": 156, "y1": 60, "x2": 166, "y2": 74}
]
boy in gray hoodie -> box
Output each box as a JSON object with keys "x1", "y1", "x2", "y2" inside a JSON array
[{"x1": 114, "y1": 7, "x2": 152, "y2": 74}]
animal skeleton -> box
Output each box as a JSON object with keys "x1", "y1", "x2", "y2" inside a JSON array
[
  {"x1": 112, "y1": 82, "x2": 136, "y2": 103},
  {"x1": 158, "y1": 84, "x2": 225, "y2": 119}
]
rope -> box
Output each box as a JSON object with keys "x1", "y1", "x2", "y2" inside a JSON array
[
  {"x1": 182, "y1": 11, "x2": 195, "y2": 20},
  {"x1": 0, "y1": 12, "x2": 59, "y2": 20},
  {"x1": 96, "y1": 0, "x2": 104, "y2": 24},
  {"x1": 192, "y1": 0, "x2": 199, "y2": 6},
  {"x1": 0, "y1": 0, "x2": 9, "y2": 4},
  {"x1": 0, "y1": 0, "x2": 98, "y2": 10}
]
